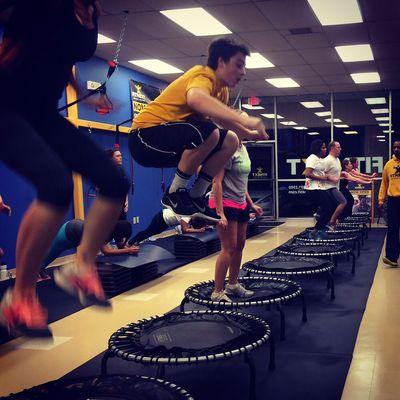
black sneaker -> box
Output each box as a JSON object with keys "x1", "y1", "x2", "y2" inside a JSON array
[
  {"x1": 161, "y1": 188, "x2": 198, "y2": 216},
  {"x1": 190, "y1": 195, "x2": 221, "y2": 223}
]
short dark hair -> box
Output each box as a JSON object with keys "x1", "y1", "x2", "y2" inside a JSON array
[
  {"x1": 190, "y1": 216, "x2": 207, "y2": 229},
  {"x1": 309, "y1": 139, "x2": 325, "y2": 156},
  {"x1": 207, "y1": 38, "x2": 249, "y2": 70},
  {"x1": 349, "y1": 157, "x2": 358, "y2": 165},
  {"x1": 105, "y1": 148, "x2": 119, "y2": 158},
  {"x1": 328, "y1": 141, "x2": 337, "y2": 152}
]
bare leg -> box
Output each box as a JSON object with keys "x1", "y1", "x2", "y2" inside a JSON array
[
  {"x1": 178, "y1": 130, "x2": 238, "y2": 176},
  {"x1": 214, "y1": 221, "x2": 238, "y2": 292},
  {"x1": 330, "y1": 203, "x2": 346, "y2": 225},
  {"x1": 14, "y1": 200, "x2": 67, "y2": 302},
  {"x1": 228, "y1": 221, "x2": 248, "y2": 285}
]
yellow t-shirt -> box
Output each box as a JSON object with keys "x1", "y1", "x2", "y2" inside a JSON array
[
  {"x1": 132, "y1": 65, "x2": 229, "y2": 129},
  {"x1": 378, "y1": 156, "x2": 400, "y2": 204}
]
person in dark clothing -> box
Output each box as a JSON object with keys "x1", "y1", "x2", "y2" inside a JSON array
[{"x1": 0, "y1": 0, "x2": 129, "y2": 337}]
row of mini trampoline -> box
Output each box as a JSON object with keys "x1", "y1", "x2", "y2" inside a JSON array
[{"x1": 5, "y1": 213, "x2": 371, "y2": 400}]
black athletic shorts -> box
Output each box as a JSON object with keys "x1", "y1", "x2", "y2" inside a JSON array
[
  {"x1": 224, "y1": 206, "x2": 250, "y2": 223},
  {"x1": 129, "y1": 117, "x2": 228, "y2": 168}
]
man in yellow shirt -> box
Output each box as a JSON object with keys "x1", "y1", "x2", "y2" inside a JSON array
[
  {"x1": 379, "y1": 141, "x2": 400, "y2": 267},
  {"x1": 129, "y1": 38, "x2": 268, "y2": 221}
]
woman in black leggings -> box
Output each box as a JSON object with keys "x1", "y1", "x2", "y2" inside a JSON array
[{"x1": 0, "y1": 0, "x2": 129, "y2": 337}]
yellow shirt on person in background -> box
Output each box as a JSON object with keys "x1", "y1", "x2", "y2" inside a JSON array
[
  {"x1": 378, "y1": 156, "x2": 400, "y2": 204},
  {"x1": 132, "y1": 65, "x2": 229, "y2": 130}
]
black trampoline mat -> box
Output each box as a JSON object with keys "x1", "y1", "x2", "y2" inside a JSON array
[
  {"x1": 142, "y1": 320, "x2": 242, "y2": 350},
  {"x1": 279, "y1": 244, "x2": 346, "y2": 253},
  {"x1": 246, "y1": 256, "x2": 332, "y2": 272},
  {"x1": 2, "y1": 374, "x2": 192, "y2": 400}
]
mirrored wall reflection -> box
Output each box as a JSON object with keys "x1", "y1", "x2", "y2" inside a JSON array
[
  {"x1": 333, "y1": 91, "x2": 390, "y2": 217},
  {"x1": 239, "y1": 96, "x2": 275, "y2": 140},
  {"x1": 392, "y1": 90, "x2": 400, "y2": 145},
  {"x1": 276, "y1": 94, "x2": 332, "y2": 217}
]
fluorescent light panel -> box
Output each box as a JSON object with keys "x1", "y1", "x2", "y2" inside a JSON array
[
  {"x1": 293, "y1": 126, "x2": 308, "y2": 130},
  {"x1": 376, "y1": 135, "x2": 386, "y2": 138},
  {"x1": 335, "y1": 44, "x2": 374, "y2": 62},
  {"x1": 97, "y1": 34, "x2": 116, "y2": 44},
  {"x1": 160, "y1": 8, "x2": 231, "y2": 36},
  {"x1": 351, "y1": 72, "x2": 381, "y2": 84},
  {"x1": 379, "y1": 123, "x2": 390, "y2": 127},
  {"x1": 308, "y1": 132, "x2": 320, "y2": 135},
  {"x1": 261, "y1": 114, "x2": 284, "y2": 119},
  {"x1": 307, "y1": 0, "x2": 363, "y2": 26},
  {"x1": 335, "y1": 124, "x2": 349, "y2": 128},
  {"x1": 344, "y1": 130, "x2": 358, "y2": 135},
  {"x1": 266, "y1": 77, "x2": 300, "y2": 88},
  {"x1": 383, "y1": 130, "x2": 394, "y2": 133},
  {"x1": 376, "y1": 116, "x2": 390, "y2": 121},
  {"x1": 371, "y1": 108, "x2": 389, "y2": 114},
  {"x1": 128, "y1": 59, "x2": 183, "y2": 74},
  {"x1": 315, "y1": 111, "x2": 331, "y2": 117},
  {"x1": 379, "y1": 139, "x2": 386, "y2": 142},
  {"x1": 246, "y1": 53, "x2": 274, "y2": 69},
  {"x1": 325, "y1": 118, "x2": 342, "y2": 123},
  {"x1": 300, "y1": 101, "x2": 324, "y2": 108},
  {"x1": 365, "y1": 97, "x2": 386, "y2": 105},
  {"x1": 280, "y1": 121, "x2": 297, "y2": 126},
  {"x1": 241, "y1": 104, "x2": 265, "y2": 110}
]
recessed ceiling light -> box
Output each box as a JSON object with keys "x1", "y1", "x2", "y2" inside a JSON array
[
  {"x1": 365, "y1": 97, "x2": 386, "y2": 105},
  {"x1": 97, "y1": 34, "x2": 116, "y2": 44},
  {"x1": 280, "y1": 121, "x2": 297, "y2": 126},
  {"x1": 160, "y1": 8, "x2": 231, "y2": 36},
  {"x1": 300, "y1": 101, "x2": 324, "y2": 108},
  {"x1": 308, "y1": 132, "x2": 320, "y2": 135},
  {"x1": 371, "y1": 108, "x2": 389, "y2": 114},
  {"x1": 307, "y1": 0, "x2": 362, "y2": 26},
  {"x1": 128, "y1": 59, "x2": 183, "y2": 74},
  {"x1": 241, "y1": 104, "x2": 265, "y2": 110},
  {"x1": 335, "y1": 124, "x2": 349, "y2": 128},
  {"x1": 315, "y1": 111, "x2": 331, "y2": 117},
  {"x1": 335, "y1": 44, "x2": 374, "y2": 62},
  {"x1": 261, "y1": 114, "x2": 284, "y2": 119},
  {"x1": 344, "y1": 130, "x2": 358, "y2": 135},
  {"x1": 325, "y1": 118, "x2": 342, "y2": 123},
  {"x1": 246, "y1": 53, "x2": 274, "y2": 69},
  {"x1": 376, "y1": 116, "x2": 390, "y2": 121},
  {"x1": 266, "y1": 77, "x2": 300, "y2": 88},
  {"x1": 293, "y1": 126, "x2": 308, "y2": 130},
  {"x1": 376, "y1": 135, "x2": 386, "y2": 138},
  {"x1": 351, "y1": 72, "x2": 381, "y2": 84},
  {"x1": 379, "y1": 123, "x2": 390, "y2": 127}
]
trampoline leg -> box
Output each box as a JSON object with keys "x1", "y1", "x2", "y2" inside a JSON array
[
  {"x1": 180, "y1": 298, "x2": 188, "y2": 312},
  {"x1": 156, "y1": 365, "x2": 165, "y2": 379},
  {"x1": 357, "y1": 239, "x2": 361, "y2": 257},
  {"x1": 328, "y1": 271, "x2": 335, "y2": 300},
  {"x1": 268, "y1": 335, "x2": 276, "y2": 371},
  {"x1": 365, "y1": 226, "x2": 368, "y2": 239},
  {"x1": 246, "y1": 271, "x2": 251, "y2": 277},
  {"x1": 300, "y1": 293, "x2": 308, "y2": 322},
  {"x1": 245, "y1": 353, "x2": 257, "y2": 400},
  {"x1": 346, "y1": 252, "x2": 350, "y2": 262},
  {"x1": 100, "y1": 349, "x2": 112, "y2": 376},
  {"x1": 276, "y1": 304, "x2": 285, "y2": 341},
  {"x1": 352, "y1": 253, "x2": 356, "y2": 275},
  {"x1": 361, "y1": 233, "x2": 364, "y2": 246}
]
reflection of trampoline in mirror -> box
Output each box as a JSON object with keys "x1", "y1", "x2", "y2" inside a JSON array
[
  {"x1": 306, "y1": 226, "x2": 365, "y2": 245},
  {"x1": 3, "y1": 374, "x2": 194, "y2": 400},
  {"x1": 243, "y1": 255, "x2": 335, "y2": 300},
  {"x1": 344, "y1": 215, "x2": 371, "y2": 229},
  {"x1": 276, "y1": 242, "x2": 356, "y2": 274},
  {"x1": 102, "y1": 310, "x2": 275, "y2": 400},
  {"x1": 180, "y1": 276, "x2": 306, "y2": 340},
  {"x1": 337, "y1": 221, "x2": 368, "y2": 239},
  {"x1": 294, "y1": 230, "x2": 361, "y2": 257}
]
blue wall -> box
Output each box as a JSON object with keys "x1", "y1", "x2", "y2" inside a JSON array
[{"x1": 0, "y1": 22, "x2": 174, "y2": 267}]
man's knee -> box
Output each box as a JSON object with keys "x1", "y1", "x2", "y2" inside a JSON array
[{"x1": 222, "y1": 130, "x2": 239, "y2": 152}]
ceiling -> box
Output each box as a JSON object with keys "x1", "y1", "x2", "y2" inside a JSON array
[{"x1": 94, "y1": 0, "x2": 400, "y2": 99}]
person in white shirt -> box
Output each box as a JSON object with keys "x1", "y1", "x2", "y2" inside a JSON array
[
  {"x1": 323, "y1": 141, "x2": 347, "y2": 229},
  {"x1": 304, "y1": 140, "x2": 337, "y2": 237}
]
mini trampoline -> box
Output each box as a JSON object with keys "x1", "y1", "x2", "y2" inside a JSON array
[
  {"x1": 102, "y1": 310, "x2": 274, "y2": 400},
  {"x1": 276, "y1": 242, "x2": 356, "y2": 274},
  {"x1": 294, "y1": 230, "x2": 361, "y2": 257},
  {"x1": 3, "y1": 374, "x2": 194, "y2": 400},
  {"x1": 180, "y1": 276, "x2": 306, "y2": 340},
  {"x1": 242, "y1": 255, "x2": 335, "y2": 300},
  {"x1": 337, "y1": 221, "x2": 368, "y2": 239}
]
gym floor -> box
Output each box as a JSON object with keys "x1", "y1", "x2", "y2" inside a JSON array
[{"x1": 0, "y1": 218, "x2": 398, "y2": 400}]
